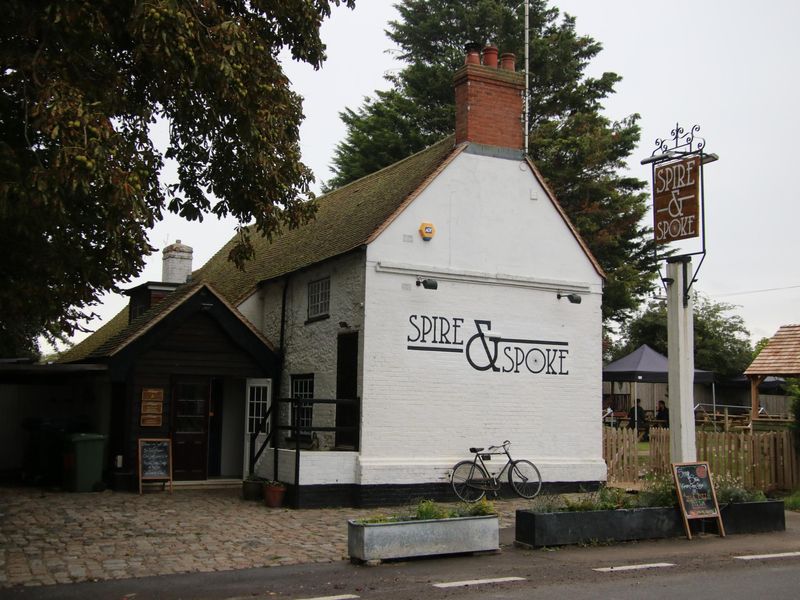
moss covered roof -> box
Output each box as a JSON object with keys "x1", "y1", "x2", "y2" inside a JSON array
[{"x1": 60, "y1": 136, "x2": 460, "y2": 363}]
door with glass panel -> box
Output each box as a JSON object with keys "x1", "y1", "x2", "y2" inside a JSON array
[
  {"x1": 172, "y1": 379, "x2": 210, "y2": 480},
  {"x1": 243, "y1": 379, "x2": 272, "y2": 477}
]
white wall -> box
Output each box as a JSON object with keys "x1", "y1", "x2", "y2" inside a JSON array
[
  {"x1": 361, "y1": 151, "x2": 605, "y2": 485},
  {"x1": 257, "y1": 448, "x2": 359, "y2": 484}
]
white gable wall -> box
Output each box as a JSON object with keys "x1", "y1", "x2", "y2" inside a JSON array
[{"x1": 361, "y1": 150, "x2": 605, "y2": 485}]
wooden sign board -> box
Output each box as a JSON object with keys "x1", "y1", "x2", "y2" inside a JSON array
[
  {"x1": 672, "y1": 462, "x2": 725, "y2": 539},
  {"x1": 654, "y1": 156, "x2": 701, "y2": 245},
  {"x1": 142, "y1": 388, "x2": 164, "y2": 402},
  {"x1": 138, "y1": 438, "x2": 173, "y2": 494},
  {"x1": 140, "y1": 388, "x2": 164, "y2": 427}
]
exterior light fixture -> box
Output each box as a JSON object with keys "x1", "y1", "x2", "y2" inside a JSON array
[
  {"x1": 416, "y1": 278, "x2": 438, "y2": 290},
  {"x1": 556, "y1": 292, "x2": 581, "y2": 304}
]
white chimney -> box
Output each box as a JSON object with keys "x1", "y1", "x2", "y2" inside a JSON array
[{"x1": 162, "y1": 240, "x2": 193, "y2": 284}]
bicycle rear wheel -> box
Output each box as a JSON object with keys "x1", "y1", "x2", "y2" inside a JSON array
[
  {"x1": 509, "y1": 459, "x2": 542, "y2": 499},
  {"x1": 451, "y1": 460, "x2": 488, "y2": 502}
]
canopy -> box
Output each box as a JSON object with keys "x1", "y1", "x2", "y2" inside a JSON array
[{"x1": 603, "y1": 344, "x2": 715, "y2": 383}]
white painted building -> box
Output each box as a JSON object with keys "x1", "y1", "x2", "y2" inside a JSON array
[
  {"x1": 48, "y1": 45, "x2": 605, "y2": 506},
  {"x1": 237, "y1": 47, "x2": 606, "y2": 505}
]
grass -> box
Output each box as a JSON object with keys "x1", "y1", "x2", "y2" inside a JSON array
[{"x1": 784, "y1": 491, "x2": 800, "y2": 511}]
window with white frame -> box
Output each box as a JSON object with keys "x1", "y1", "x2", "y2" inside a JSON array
[
  {"x1": 307, "y1": 277, "x2": 330, "y2": 321},
  {"x1": 247, "y1": 382, "x2": 270, "y2": 435},
  {"x1": 290, "y1": 374, "x2": 314, "y2": 436}
]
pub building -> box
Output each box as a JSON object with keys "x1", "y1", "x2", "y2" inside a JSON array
[{"x1": 2, "y1": 46, "x2": 606, "y2": 506}]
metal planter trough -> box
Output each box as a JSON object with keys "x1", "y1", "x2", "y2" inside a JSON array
[
  {"x1": 348, "y1": 515, "x2": 499, "y2": 562},
  {"x1": 515, "y1": 501, "x2": 785, "y2": 547}
]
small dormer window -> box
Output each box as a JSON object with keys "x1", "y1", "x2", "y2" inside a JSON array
[{"x1": 307, "y1": 277, "x2": 330, "y2": 321}]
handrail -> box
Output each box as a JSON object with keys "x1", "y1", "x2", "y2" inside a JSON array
[{"x1": 251, "y1": 397, "x2": 361, "y2": 508}]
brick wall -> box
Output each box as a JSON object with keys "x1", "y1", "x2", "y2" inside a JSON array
[{"x1": 453, "y1": 62, "x2": 524, "y2": 149}]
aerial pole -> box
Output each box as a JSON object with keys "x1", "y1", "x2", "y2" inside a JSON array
[{"x1": 524, "y1": 0, "x2": 529, "y2": 155}]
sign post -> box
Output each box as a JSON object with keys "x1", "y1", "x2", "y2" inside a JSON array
[{"x1": 642, "y1": 124, "x2": 717, "y2": 465}]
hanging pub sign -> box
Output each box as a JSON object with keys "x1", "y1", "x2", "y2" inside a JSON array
[{"x1": 653, "y1": 155, "x2": 701, "y2": 245}]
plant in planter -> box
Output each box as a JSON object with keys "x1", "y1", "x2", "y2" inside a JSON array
[
  {"x1": 516, "y1": 476, "x2": 785, "y2": 548},
  {"x1": 348, "y1": 499, "x2": 499, "y2": 563},
  {"x1": 242, "y1": 475, "x2": 267, "y2": 501},
  {"x1": 263, "y1": 480, "x2": 287, "y2": 508}
]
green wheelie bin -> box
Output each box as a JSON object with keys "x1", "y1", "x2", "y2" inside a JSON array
[{"x1": 63, "y1": 433, "x2": 106, "y2": 492}]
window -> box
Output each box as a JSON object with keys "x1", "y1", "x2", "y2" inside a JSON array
[
  {"x1": 307, "y1": 277, "x2": 330, "y2": 321},
  {"x1": 291, "y1": 374, "x2": 314, "y2": 436},
  {"x1": 247, "y1": 381, "x2": 271, "y2": 435}
]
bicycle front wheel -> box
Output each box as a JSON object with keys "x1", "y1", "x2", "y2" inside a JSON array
[
  {"x1": 509, "y1": 459, "x2": 542, "y2": 499},
  {"x1": 451, "y1": 460, "x2": 488, "y2": 503}
]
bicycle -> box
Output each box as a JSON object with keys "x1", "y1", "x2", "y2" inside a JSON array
[{"x1": 450, "y1": 440, "x2": 542, "y2": 502}]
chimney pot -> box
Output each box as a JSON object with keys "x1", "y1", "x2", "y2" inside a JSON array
[
  {"x1": 453, "y1": 46, "x2": 525, "y2": 150},
  {"x1": 500, "y1": 52, "x2": 516, "y2": 71},
  {"x1": 464, "y1": 42, "x2": 481, "y2": 65},
  {"x1": 482, "y1": 45, "x2": 499, "y2": 68}
]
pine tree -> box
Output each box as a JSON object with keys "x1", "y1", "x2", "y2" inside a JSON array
[{"x1": 327, "y1": 0, "x2": 655, "y2": 324}]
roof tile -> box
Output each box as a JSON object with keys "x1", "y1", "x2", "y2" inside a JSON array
[{"x1": 745, "y1": 324, "x2": 800, "y2": 376}]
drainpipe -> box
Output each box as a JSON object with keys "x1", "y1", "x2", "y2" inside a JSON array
[{"x1": 273, "y1": 274, "x2": 291, "y2": 481}]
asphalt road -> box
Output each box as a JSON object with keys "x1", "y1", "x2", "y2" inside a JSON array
[{"x1": 6, "y1": 512, "x2": 800, "y2": 600}]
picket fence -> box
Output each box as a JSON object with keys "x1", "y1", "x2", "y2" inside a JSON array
[
  {"x1": 647, "y1": 428, "x2": 800, "y2": 491},
  {"x1": 602, "y1": 427, "x2": 638, "y2": 483}
]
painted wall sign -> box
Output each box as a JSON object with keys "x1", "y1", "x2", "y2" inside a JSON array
[
  {"x1": 406, "y1": 315, "x2": 569, "y2": 375},
  {"x1": 653, "y1": 156, "x2": 700, "y2": 244}
]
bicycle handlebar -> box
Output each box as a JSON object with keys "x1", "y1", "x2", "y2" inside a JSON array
[{"x1": 486, "y1": 440, "x2": 511, "y2": 451}]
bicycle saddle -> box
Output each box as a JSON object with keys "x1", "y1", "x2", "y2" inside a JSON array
[{"x1": 469, "y1": 447, "x2": 483, "y2": 453}]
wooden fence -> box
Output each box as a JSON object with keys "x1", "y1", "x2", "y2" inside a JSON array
[
  {"x1": 648, "y1": 428, "x2": 800, "y2": 491},
  {"x1": 602, "y1": 427, "x2": 638, "y2": 483}
]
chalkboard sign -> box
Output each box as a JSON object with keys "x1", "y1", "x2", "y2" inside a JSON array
[
  {"x1": 672, "y1": 462, "x2": 725, "y2": 539},
  {"x1": 138, "y1": 438, "x2": 173, "y2": 494}
]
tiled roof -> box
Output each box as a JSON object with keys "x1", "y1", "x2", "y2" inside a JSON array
[
  {"x1": 58, "y1": 306, "x2": 130, "y2": 363},
  {"x1": 195, "y1": 135, "x2": 461, "y2": 304},
  {"x1": 59, "y1": 136, "x2": 461, "y2": 363},
  {"x1": 61, "y1": 281, "x2": 276, "y2": 363},
  {"x1": 745, "y1": 324, "x2": 800, "y2": 376}
]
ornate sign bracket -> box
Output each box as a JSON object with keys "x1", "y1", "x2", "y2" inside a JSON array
[{"x1": 642, "y1": 123, "x2": 717, "y2": 306}]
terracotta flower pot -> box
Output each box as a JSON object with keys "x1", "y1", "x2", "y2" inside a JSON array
[{"x1": 263, "y1": 483, "x2": 286, "y2": 508}]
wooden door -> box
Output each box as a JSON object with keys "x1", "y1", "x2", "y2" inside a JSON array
[
  {"x1": 335, "y1": 332, "x2": 359, "y2": 449},
  {"x1": 172, "y1": 380, "x2": 209, "y2": 480}
]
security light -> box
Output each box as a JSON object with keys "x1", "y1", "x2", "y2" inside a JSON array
[
  {"x1": 416, "y1": 278, "x2": 438, "y2": 290},
  {"x1": 556, "y1": 292, "x2": 581, "y2": 304}
]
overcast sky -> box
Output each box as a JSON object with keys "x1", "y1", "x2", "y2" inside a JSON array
[{"x1": 71, "y1": 0, "x2": 799, "y2": 348}]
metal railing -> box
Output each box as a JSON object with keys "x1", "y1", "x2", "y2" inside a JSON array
[{"x1": 248, "y1": 397, "x2": 360, "y2": 508}]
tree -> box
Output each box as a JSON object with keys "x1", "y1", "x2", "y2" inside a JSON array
[
  {"x1": 0, "y1": 0, "x2": 353, "y2": 356},
  {"x1": 325, "y1": 0, "x2": 655, "y2": 323},
  {"x1": 613, "y1": 296, "x2": 754, "y2": 379}
]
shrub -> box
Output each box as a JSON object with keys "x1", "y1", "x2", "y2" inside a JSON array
[
  {"x1": 355, "y1": 499, "x2": 496, "y2": 524},
  {"x1": 638, "y1": 471, "x2": 678, "y2": 508},
  {"x1": 713, "y1": 474, "x2": 766, "y2": 505},
  {"x1": 463, "y1": 497, "x2": 496, "y2": 516},
  {"x1": 564, "y1": 486, "x2": 635, "y2": 512}
]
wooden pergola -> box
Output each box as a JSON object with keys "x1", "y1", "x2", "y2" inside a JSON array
[{"x1": 744, "y1": 324, "x2": 800, "y2": 419}]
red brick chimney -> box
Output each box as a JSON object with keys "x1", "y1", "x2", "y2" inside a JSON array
[{"x1": 454, "y1": 44, "x2": 525, "y2": 150}]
